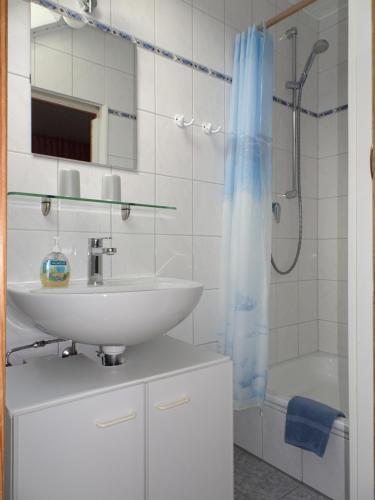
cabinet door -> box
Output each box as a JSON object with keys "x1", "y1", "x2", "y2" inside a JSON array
[
  {"x1": 15, "y1": 385, "x2": 144, "y2": 500},
  {"x1": 148, "y1": 362, "x2": 233, "y2": 500}
]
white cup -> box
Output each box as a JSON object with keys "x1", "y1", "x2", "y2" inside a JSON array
[
  {"x1": 59, "y1": 169, "x2": 81, "y2": 197},
  {"x1": 102, "y1": 175, "x2": 121, "y2": 201}
]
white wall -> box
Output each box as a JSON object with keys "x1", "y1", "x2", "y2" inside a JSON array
[
  {"x1": 317, "y1": 9, "x2": 349, "y2": 357},
  {"x1": 348, "y1": 0, "x2": 374, "y2": 496}
]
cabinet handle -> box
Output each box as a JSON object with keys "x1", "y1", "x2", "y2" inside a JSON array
[
  {"x1": 95, "y1": 411, "x2": 137, "y2": 429},
  {"x1": 156, "y1": 397, "x2": 191, "y2": 411}
]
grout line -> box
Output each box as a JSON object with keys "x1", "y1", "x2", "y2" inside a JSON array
[
  {"x1": 270, "y1": 278, "x2": 347, "y2": 286},
  {"x1": 154, "y1": 172, "x2": 224, "y2": 186},
  {"x1": 319, "y1": 319, "x2": 348, "y2": 326},
  {"x1": 8, "y1": 70, "x2": 30, "y2": 80},
  {"x1": 318, "y1": 152, "x2": 348, "y2": 161},
  {"x1": 7, "y1": 228, "x2": 224, "y2": 238},
  {"x1": 317, "y1": 59, "x2": 348, "y2": 76},
  {"x1": 278, "y1": 485, "x2": 300, "y2": 500},
  {"x1": 191, "y1": 9, "x2": 195, "y2": 345},
  {"x1": 183, "y1": 0, "x2": 224, "y2": 25},
  {"x1": 34, "y1": 39, "x2": 137, "y2": 81},
  {"x1": 318, "y1": 194, "x2": 348, "y2": 200},
  {"x1": 153, "y1": 6, "x2": 157, "y2": 277}
]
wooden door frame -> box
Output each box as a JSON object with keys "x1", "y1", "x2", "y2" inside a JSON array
[{"x1": 0, "y1": 0, "x2": 7, "y2": 497}]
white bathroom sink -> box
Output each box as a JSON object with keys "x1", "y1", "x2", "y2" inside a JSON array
[{"x1": 7, "y1": 277, "x2": 203, "y2": 348}]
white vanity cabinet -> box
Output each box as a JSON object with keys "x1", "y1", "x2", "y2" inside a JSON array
[
  {"x1": 148, "y1": 364, "x2": 233, "y2": 500},
  {"x1": 6, "y1": 337, "x2": 233, "y2": 500},
  {"x1": 15, "y1": 385, "x2": 145, "y2": 500}
]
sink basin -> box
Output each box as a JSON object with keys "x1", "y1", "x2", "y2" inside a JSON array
[{"x1": 8, "y1": 277, "x2": 203, "y2": 354}]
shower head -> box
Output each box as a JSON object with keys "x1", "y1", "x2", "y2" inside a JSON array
[
  {"x1": 313, "y1": 39, "x2": 329, "y2": 54},
  {"x1": 299, "y1": 39, "x2": 329, "y2": 88}
]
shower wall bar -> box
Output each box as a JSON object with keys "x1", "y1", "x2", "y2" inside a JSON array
[{"x1": 33, "y1": 0, "x2": 347, "y2": 119}]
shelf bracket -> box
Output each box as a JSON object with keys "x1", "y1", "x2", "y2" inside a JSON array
[
  {"x1": 41, "y1": 197, "x2": 51, "y2": 216},
  {"x1": 121, "y1": 204, "x2": 131, "y2": 221}
]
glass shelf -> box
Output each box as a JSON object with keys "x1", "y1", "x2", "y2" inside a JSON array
[{"x1": 8, "y1": 191, "x2": 176, "y2": 221}]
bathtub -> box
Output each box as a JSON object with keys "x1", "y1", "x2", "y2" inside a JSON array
[
  {"x1": 234, "y1": 352, "x2": 349, "y2": 499},
  {"x1": 267, "y1": 352, "x2": 348, "y2": 435}
]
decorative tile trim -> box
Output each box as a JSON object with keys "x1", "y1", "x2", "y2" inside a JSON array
[
  {"x1": 318, "y1": 104, "x2": 348, "y2": 118},
  {"x1": 31, "y1": 0, "x2": 348, "y2": 120},
  {"x1": 272, "y1": 96, "x2": 319, "y2": 118},
  {"x1": 108, "y1": 109, "x2": 137, "y2": 121},
  {"x1": 31, "y1": 0, "x2": 232, "y2": 82},
  {"x1": 273, "y1": 96, "x2": 348, "y2": 118}
]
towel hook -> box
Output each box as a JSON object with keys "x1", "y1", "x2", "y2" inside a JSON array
[
  {"x1": 174, "y1": 114, "x2": 195, "y2": 128},
  {"x1": 202, "y1": 122, "x2": 222, "y2": 135}
]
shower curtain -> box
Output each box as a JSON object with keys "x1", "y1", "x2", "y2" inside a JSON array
[{"x1": 218, "y1": 26, "x2": 273, "y2": 410}]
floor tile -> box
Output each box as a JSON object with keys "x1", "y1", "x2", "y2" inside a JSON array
[
  {"x1": 235, "y1": 445, "x2": 274, "y2": 479},
  {"x1": 234, "y1": 446, "x2": 299, "y2": 500},
  {"x1": 281, "y1": 485, "x2": 330, "y2": 500},
  {"x1": 234, "y1": 446, "x2": 330, "y2": 500}
]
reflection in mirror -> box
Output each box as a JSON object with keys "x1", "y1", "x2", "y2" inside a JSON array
[{"x1": 30, "y1": 3, "x2": 137, "y2": 169}]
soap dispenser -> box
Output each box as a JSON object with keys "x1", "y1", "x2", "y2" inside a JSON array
[{"x1": 40, "y1": 236, "x2": 71, "y2": 288}]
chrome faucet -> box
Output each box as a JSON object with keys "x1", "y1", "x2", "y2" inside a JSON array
[{"x1": 88, "y1": 237, "x2": 117, "y2": 286}]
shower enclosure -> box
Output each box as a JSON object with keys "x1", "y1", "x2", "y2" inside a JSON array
[
  {"x1": 271, "y1": 29, "x2": 329, "y2": 275},
  {"x1": 235, "y1": 7, "x2": 349, "y2": 499}
]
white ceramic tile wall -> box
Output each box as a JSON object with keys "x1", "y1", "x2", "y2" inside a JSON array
[
  {"x1": 7, "y1": 0, "x2": 251, "y2": 359},
  {"x1": 271, "y1": 7, "x2": 348, "y2": 365},
  {"x1": 270, "y1": 9, "x2": 320, "y2": 366},
  {"x1": 317, "y1": 11, "x2": 348, "y2": 357},
  {"x1": 7, "y1": 0, "x2": 346, "y2": 364}
]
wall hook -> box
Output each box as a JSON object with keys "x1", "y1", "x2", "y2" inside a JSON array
[
  {"x1": 174, "y1": 114, "x2": 195, "y2": 128},
  {"x1": 202, "y1": 122, "x2": 222, "y2": 135}
]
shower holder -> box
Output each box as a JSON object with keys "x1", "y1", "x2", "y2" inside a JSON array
[{"x1": 272, "y1": 202, "x2": 281, "y2": 224}]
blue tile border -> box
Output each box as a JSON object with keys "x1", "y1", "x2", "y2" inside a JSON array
[
  {"x1": 318, "y1": 104, "x2": 348, "y2": 118},
  {"x1": 272, "y1": 97, "x2": 348, "y2": 118},
  {"x1": 31, "y1": 0, "x2": 348, "y2": 120},
  {"x1": 272, "y1": 96, "x2": 319, "y2": 118},
  {"x1": 108, "y1": 109, "x2": 137, "y2": 121}
]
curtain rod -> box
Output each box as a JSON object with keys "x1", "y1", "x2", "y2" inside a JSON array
[{"x1": 260, "y1": 0, "x2": 318, "y2": 29}]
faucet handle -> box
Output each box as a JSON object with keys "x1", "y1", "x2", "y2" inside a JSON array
[
  {"x1": 88, "y1": 237, "x2": 112, "y2": 248},
  {"x1": 104, "y1": 247, "x2": 117, "y2": 256}
]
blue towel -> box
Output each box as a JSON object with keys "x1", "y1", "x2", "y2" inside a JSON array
[{"x1": 285, "y1": 396, "x2": 345, "y2": 457}]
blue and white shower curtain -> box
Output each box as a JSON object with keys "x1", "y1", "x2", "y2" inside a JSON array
[{"x1": 218, "y1": 26, "x2": 273, "y2": 410}]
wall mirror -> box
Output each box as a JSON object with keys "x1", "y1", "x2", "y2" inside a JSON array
[{"x1": 30, "y1": 3, "x2": 137, "y2": 170}]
